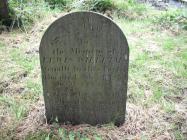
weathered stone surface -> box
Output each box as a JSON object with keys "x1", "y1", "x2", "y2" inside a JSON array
[{"x1": 39, "y1": 12, "x2": 129, "y2": 126}]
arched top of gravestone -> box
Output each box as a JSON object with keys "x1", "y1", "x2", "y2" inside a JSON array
[{"x1": 39, "y1": 11, "x2": 129, "y2": 51}]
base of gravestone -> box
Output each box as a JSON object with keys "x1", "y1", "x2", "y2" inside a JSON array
[
  {"x1": 45, "y1": 110, "x2": 126, "y2": 127},
  {"x1": 46, "y1": 120, "x2": 125, "y2": 127}
]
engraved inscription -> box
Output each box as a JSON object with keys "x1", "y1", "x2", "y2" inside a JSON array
[{"x1": 42, "y1": 48, "x2": 127, "y2": 82}]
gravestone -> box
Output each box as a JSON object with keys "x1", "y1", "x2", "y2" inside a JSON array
[{"x1": 39, "y1": 12, "x2": 129, "y2": 126}]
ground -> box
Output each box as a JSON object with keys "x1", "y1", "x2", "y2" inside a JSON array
[{"x1": 0, "y1": 8, "x2": 187, "y2": 140}]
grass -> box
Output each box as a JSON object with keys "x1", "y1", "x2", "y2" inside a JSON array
[
  {"x1": 0, "y1": 2, "x2": 187, "y2": 140},
  {"x1": 114, "y1": 0, "x2": 150, "y2": 19},
  {"x1": 10, "y1": 48, "x2": 38, "y2": 72},
  {"x1": 7, "y1": 0, "x2": 52, "y2": 28},
  {"x1": 152, "y1": 7, "x2": 187, "y2": 30},
  {"x1": 25, "y1": 127, "x2": 102, "y2": 140},
  {"x1": 0, "y1": 95, "x2": 28, "y2": 120},
  {"x1": 117, "y1": 16, "x2": 187, "y2": 103}
]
